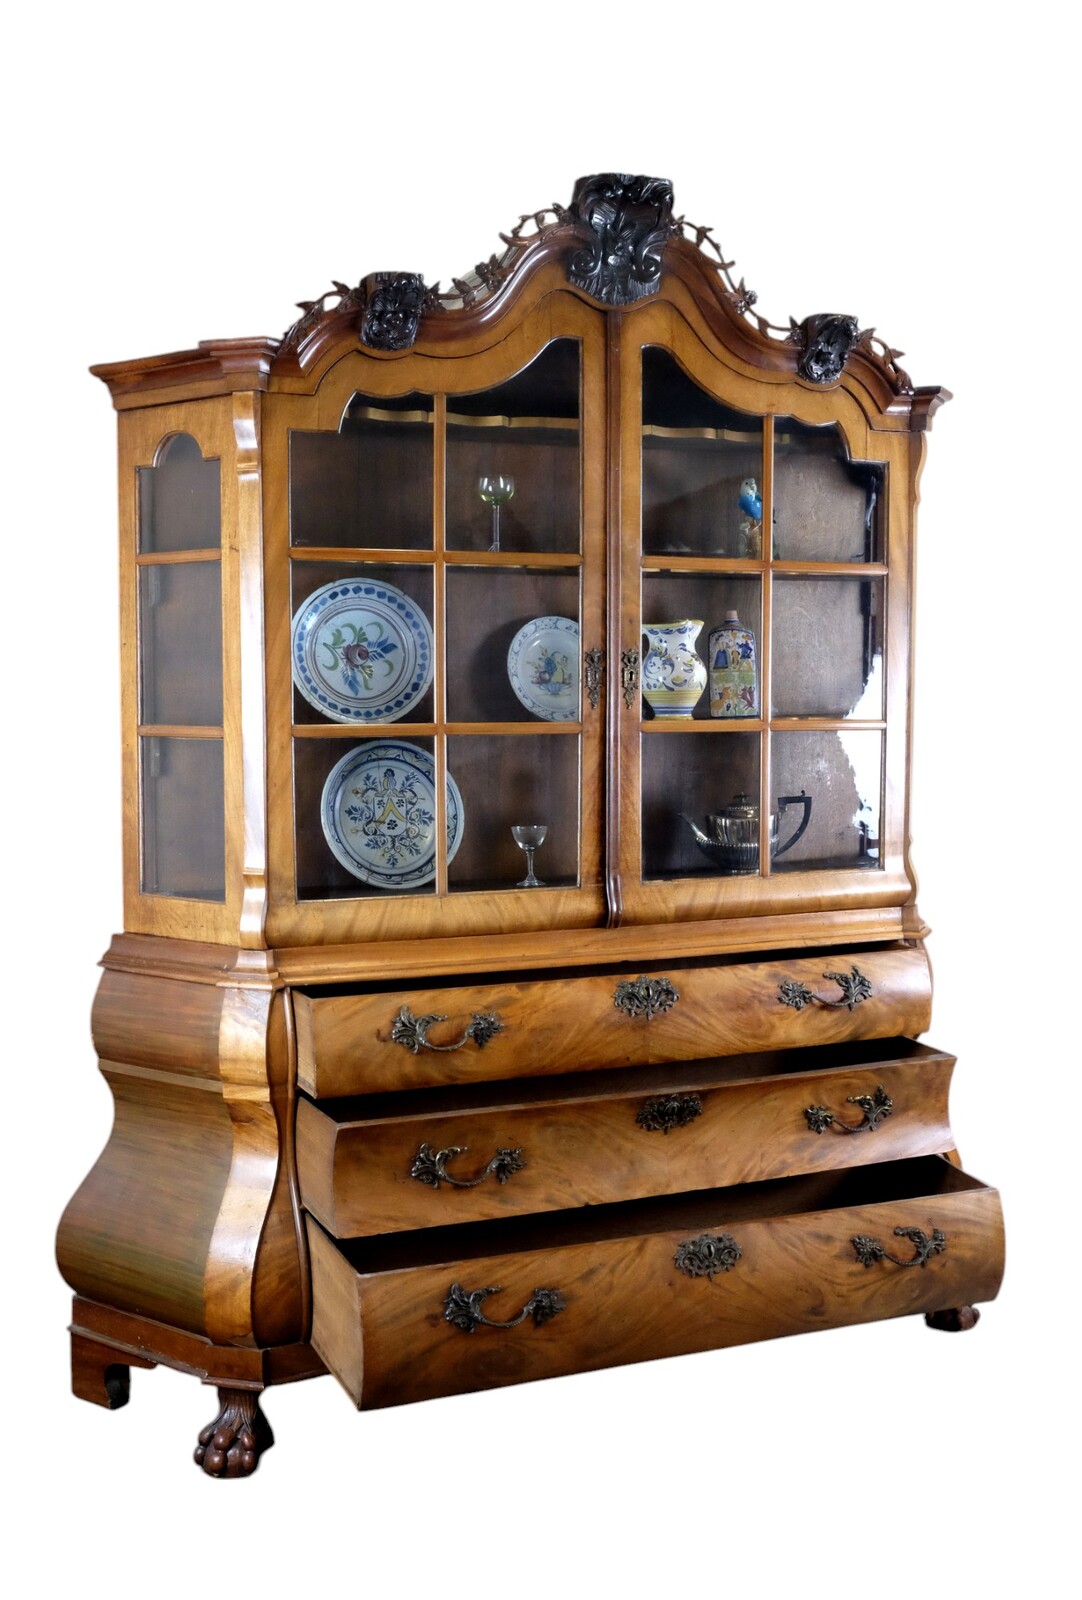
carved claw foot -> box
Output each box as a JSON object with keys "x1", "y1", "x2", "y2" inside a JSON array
[
  {"x1": 71, "y1": 1331, "x2": 155, "y2": 1410},
  {"x1": 194, "y1": 1388, "x2": 274, "y2": 1478},
  {"x1": 925, "y1": 1305, "x2": 981, "y2": 1333}
]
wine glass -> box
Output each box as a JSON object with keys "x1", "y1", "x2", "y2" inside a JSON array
[
  {"x1": 511, "y1": 824, "x2": 547, "y2": 887},
  {"x1": 478, "y1": 474, "x2": 515, "y2": 551}
]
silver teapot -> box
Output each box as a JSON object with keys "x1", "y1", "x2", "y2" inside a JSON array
[{"x1": 683, "y1": 791, "x2": 811, "y2": 875}]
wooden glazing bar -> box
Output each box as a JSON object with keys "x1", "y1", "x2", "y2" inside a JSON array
[
  {"x1": 640, "y1": 719, "x2": 765, "y2": 733},
  {"x1": 287, "y1": 547, "x2": 437, "y2": 566},
  {"x1": 760, "y1": 415, "x2": 775, "y2": 878},
  {"x1": 640, "y1": 555, "x2": 764, "y2": 574},
  {"x1": 138, "y1": 724, "x2": 224, "y2": 739},
  {"x1": 769, "y1": 717, "x2": 886, "y2": 733},
  {"x1": 134, "y1": 549, "x2": 221, "y2": 566},
  {"x1": 443, "y1": 550, "x2": 582, "y2": 569},
  {"x1": 446, "y1": 721, "x2": 582, "y2": 736},
  {"x1": 770, "y1": 561, "x2": 889, "y2": 577},
  {"x1": 433, "y1": 393, "x2": 448, "y2": 898},
  {"x1": 292, "y1": 723, "x2": 439, "y2": 739}
]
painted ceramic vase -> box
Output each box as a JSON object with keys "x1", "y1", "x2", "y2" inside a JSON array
[
  {"x1": 708, "y1": 609, "x2": 759, "y2": 718},
  {"x1": 641, "y1": 620, "x2": 707, "y2": 717}
]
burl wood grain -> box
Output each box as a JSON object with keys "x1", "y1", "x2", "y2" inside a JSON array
[
  {"x1": 307, "y1": 1160, "x2": 1004, "y2": 1409},
  {"x1": 298, "y1": 1041, "x2": 955, "y2": 1236},
  {"x1": 295, "y1": 944, "x2": 931, "y2": 1097}
]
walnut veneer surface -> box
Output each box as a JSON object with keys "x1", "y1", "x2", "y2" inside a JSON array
[{"x1": 57, "y1": 172, "x2": 1001, "y2": 1477}]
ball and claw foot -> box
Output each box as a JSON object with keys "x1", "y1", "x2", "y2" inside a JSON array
[
  {"x1": 194, "y1": 1388, "x2": 274, "y2": 1479},
  {"x1": 925, "y1": 1305, "x2": 980, "y2": 1333}
]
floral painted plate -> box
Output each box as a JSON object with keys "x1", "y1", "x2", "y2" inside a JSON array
[
  {"x1": 292, "y1": 579, "x2": 434, "y2": 724},
  {"x1": 507, "y1": 615, "x2": 580, "y2": 721},
  {"x1": 320, "y1": 740, "x2": 464, "y2": 889}
]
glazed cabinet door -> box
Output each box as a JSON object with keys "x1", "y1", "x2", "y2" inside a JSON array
[
  {"x1": 265, "y1": 294, "x2": 608, "y2": 946},
  {"x1": 613, "y1": 298, "x2": 916, "y2": 928}
]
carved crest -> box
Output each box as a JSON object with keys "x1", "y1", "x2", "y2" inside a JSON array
[
  {"x1": 796, "y1": 313, "x2": 862, "y2": 384},
  {"x1": 360, "y1": 271, "x2": 427, "y2": 351},
  {"x1": 567, "y1": 173, "x2": 675, "y2": 306}
]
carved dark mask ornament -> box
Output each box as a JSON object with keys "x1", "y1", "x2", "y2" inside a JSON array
[
  {"x1": 796, "y1": 313, "x2": 863, "y2": 385},
  {"x1": 852, "y1": 1226, "x2": 947, "y2": 1270},
  {"x1": 567, "y1": 173, "x2": 675, "y2": 306},
  {"x1": 360, "y1": 271, "x2": 427, "y2": 351}
]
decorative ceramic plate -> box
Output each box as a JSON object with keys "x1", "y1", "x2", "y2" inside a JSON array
[
  {"x1": 507, "y1": 615, "x2": 580, "y2": 721},
  {"x1": 320, "y1": 741, "x2": 464, "y2": 889},
  {"x1": 292, "y1": 579, "x2": 434, "y2": 724}
]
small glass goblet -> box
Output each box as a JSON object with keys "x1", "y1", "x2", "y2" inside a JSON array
[
  {"x1": 511, "y1": 823, "x2": 547, "y2": 887},
  {"x1": 478, "y1": 474, "x2": 515, "y2": 551}
]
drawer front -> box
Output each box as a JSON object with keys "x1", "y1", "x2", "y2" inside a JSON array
[
  {"x1": 295, "y1": 944, "x2": 932, "y2": 1097},
  {"x1": 307, "y1": 1158, "x2": 1004, "y2": 1409},
  {"x1": 298, "y1": 1043, "x2": 955, "y2": 1236}
]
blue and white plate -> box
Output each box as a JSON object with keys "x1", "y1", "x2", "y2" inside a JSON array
[
  {"x1": 507, "y1": 615, "x2": 580, "y2": 721},
  {"x1": 292, "y1": 579, "x2": 433, "y2": 724},
  {"x1": 320, "y1": 741, "x2": 464, "y2": 889}
]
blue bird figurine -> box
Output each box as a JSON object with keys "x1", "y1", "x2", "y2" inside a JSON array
[{"x1": 739, "y1": 476, "x2": 763, "y2": 523}]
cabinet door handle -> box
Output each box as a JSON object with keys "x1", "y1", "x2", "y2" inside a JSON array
[
  {"x1": 411, "y1": 1142, "x2": 526, "y2": 1189},
  {"x1": 621, "y1": 647, "x2": 640, "y2": 708},
  {"x1": 636, "y1": 1092, "x2": 703, "y2": 1133},
  {"x1": 778, "y1": 965, "x2": 873, "y2": 1012},
  {"x1": 614, "y1": 975, "x2": 679, "y2": 1020},
  {"x1": 390, "y1": 1004, "x2": 504, "y2": 1054},
  {"x1": 852, "y1": 1225, "x2": 947, "y2": 1269},
  {"x1": 443, "y1": 1283, "x2": 566, "y2": 1333},
  {"x1": 804, "y1": 1084, "x2": 893, "y2": 1134},
  {"x1": 584, "y1": 646, "x2": 604, "y2": 710},
  {"x1": 674, "y1": 1232, "x2": 742, "y2": 1280}
]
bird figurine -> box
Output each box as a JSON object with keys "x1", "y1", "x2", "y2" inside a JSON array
[
  {"x1": 738, "y1": 475, "x2": 762, "y2": 557},
  {"x1": 739, "y1": 476, "x2": 763, "y2": 523}
]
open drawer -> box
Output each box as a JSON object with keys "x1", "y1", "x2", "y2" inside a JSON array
[
  {"x1": 307, "y1": 1155, "x2": 1004, "y2": 1409},
  {"x1": 298, "y1": 1038, "x2": 956, "y2": 1236},
  {"x1": 294, "y1": 943, "x2": 932, "y2": 1097}
]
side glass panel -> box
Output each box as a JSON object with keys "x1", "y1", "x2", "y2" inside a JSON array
[
  {"x1": 139, "y1": 562, "x2": 223, "y2": 726},
  {"x1": 140, "y1": 736, "x2": 225, "y2": 900},
  {"x1": 289, "y1": 393, "x2": 434, "y2": 550},
  {"x1": 138, "y1": 432, "x2": 221, "y2": 553},
  {"x1": 774, "y1": 418, "x2": 884, "y2": 563},
  {"x1": 446, "y1": 340, "x2": 580, "y2": 554},
  {"x1": 642, "y1": 348, "x2": 763, "y2": 558}
]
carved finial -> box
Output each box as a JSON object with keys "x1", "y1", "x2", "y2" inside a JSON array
[{"x1": 567, "y1": 173, "x2": 675, "y2": 305}]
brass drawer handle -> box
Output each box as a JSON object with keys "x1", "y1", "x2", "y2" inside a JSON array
[
  {"x1": 674, "y1": 1232, "x2": 742, "y2": 1280},
  {"x1": 805, "y1": 1085, "x2": 893, "y2": 1135},
  {"x1": 778, "y1": 965, "x2": 873, "y2": 1012},
  {"x1": 852, "y1": 1225, "x2": 947, "y2": 1269},
  {"x1": 584, "y1": 646, "x2": 604, "y2": 709},
  {"x1": 614, "y1": 976, "x2": 679, "y2": 1020},
  {"x1": 411, "y1": 1142, "x2": 526, "y2": 1189},
  {"x1": 391, "y1": 1004, "x2": 503, "y2": 1054},
  {"x1": 636, "y1": 1093, "x2": 703, "y2": 1133},
  {"x1": 443, "y1": 1283, "x2": 567, "y2": 1334}
]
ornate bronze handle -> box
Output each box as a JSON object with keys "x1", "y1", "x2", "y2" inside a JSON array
[
  {"x1": 411, "y1": 1142, "x2": 526, "y2": 1189},
  {"x1": 805, "y1": 1084, "x2": 893, "y2": 1135},
  {"x1": 443, "y1": 1283, "x2": 566, "y2": 1333},
  {"x1": 852, "y1": 1225, "x2": 947, "y2": 1269},
  {"x1": 621, "y1": 647, "x2": 640, "y2": 708},
  {"x1": 614, "y1": 975, "x2": 679, "y2": 1020},
  {"x1": 390, "y1": 1004, "x2": 503, "y2": 1054},
  {"x1": 584, "y1": 646, "x2": 604, "y2": 710},
  {"x1": 778, "y1": 965, "x2": 873, "y2": 1012},
  {"x1": 674, "y1": 1233, "x2": 742, "y2": 1280},
  {"x1": 636, "y1": 1093, "x2": 703, "y2": 1133}
]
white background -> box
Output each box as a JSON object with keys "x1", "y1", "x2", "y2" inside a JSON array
[{"x1": 4, "y1": 3, "x2": 1076, "y2": 1593}]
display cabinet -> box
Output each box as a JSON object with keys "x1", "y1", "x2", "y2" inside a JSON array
[{"x1": 58, "y1": 173, "x2": 1003, "y2": 1476}]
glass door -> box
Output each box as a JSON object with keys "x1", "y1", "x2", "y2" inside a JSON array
[
  {"x1": 616, "y1": 327, "x2": 895, "y2": 927},
  {"x1": 273, "y1": 302, "x2": 607, "y2": 945}
]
